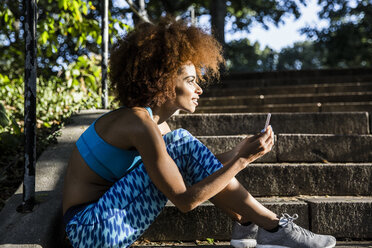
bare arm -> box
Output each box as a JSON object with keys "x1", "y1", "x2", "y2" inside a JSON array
[
  {"x1": 215, "y1": 141, "x2": 243, "y2": 165},
  {"x1": 216, "y1": 127, "x2": 275, "y2": 165},
  {"x1": 216, "y1": 135, "x2": 258, "y2": 165},
  {"x1": 131, "y1": 113, "x2": 274, "y2": 213}
]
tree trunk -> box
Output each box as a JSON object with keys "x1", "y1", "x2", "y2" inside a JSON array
[{"x1": 210, "y1": 0, "x2": 226, "y2": 46}]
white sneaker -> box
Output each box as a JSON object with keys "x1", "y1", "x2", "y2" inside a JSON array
[
  {"x1": 230, "y1": 221, "x2": 258, "y2": 248},
  {"x1": 256, "y1": 213, "x2": 337, "y2": 248}
]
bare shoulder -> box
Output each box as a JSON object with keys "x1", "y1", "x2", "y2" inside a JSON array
[
  {"x1": 122, "y1": 108, "x2": 169, "y2": 161},
  {"x1": 125, "y1": 107, "x2": 158, "y2": 133},
  {"x1": 123, "y1": 107, "x2": 163, "y2": 144}
]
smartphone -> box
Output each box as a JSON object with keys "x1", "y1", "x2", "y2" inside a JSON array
[{"x1": 261, "y1": 113, "x2": 271, "y2": 133}]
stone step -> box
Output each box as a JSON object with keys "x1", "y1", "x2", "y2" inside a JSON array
[
  {"x1": 132, "y1": 241, "x2": 372, "y2": 248},
  {"x1": 203, "y1": 134, "x2": 371, "y2": 162},
  {"x1": 198, "y1": 92, "x2": 372, "y2": 106},
  {"x1": 305, "y1": 196, "x2": 372, "y2": 240},
  {"x1": 219, "y1": 68, "x2": 372, "y2": 87},
  {"x1": 235, "y1": 163, "x2": 372, "y2": 196},
  {"x1": 197, "y1": 134, "x2": 372, "y2": 163},
  {"x1": 203, "y1": 82, "x2": 372, "y2": 97},
  {"x1": 168, "y1": 112, "x2": 370, "y2": 135},
  {"x1": 141, "y1": 196, "x2": 372, "y2": 241},
  {"x1": 222, "y1": 78, "x2": 372, "y2": 88},
  {"x1": 142, "y1": 198, "x2": 308, "y2": 241},
  {"x1": 195, "y1": 102, "x2": 372, "y2": 113}
]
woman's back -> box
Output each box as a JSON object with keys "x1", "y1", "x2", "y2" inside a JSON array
[{"x1": 62, "y1": 107, "x2": 153, "y2": 214}]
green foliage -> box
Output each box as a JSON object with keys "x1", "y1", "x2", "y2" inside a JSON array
[
  {"x1": 37, "y1": 55, "x2": 103, "y2": 127},
  {"x1": 301, "y1": 0, "x2": 372, "y2": 68},
  {"x1": 276, "y1": 41, "x2": 323, "y2": 70},
  {"x1": 226, "y1": 39, "x2": 327, "y2": 72},
  {"x1": 206, "y1": 238, "x2": 214, "y2": 244},
  {"x1": 225, "y1": 0, "x2": 305, "y2": 32},
  {"x1": 225, "y1": 38, "x2": 277, "y2": 72},
  {"x1": 0, "y1": 0, "x2": 129, "y2": 78},
  {"x1": 0, "y1": 54, "x2": 103, "y2": 133},
  {"x1": 0, "y1": 0, "x2": 128, "y2": 134},
  {"x1": 0, "y1": 102, "x2": 9, "y2": 128},
  {"x1": 141, "y1": 0, "x2": 305, "y2": 32}
]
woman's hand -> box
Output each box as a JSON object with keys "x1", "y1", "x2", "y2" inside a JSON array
[{"x1": 235, "y1": 125, "x2": 274, "y2": 167}]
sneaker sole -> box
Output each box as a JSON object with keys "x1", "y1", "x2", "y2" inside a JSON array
[
  {"x1": 256, "y1": 244, "x2": 335, "y2": 248},
  {"x1": 230, "y1": 239, "x2": 257, "y2": 248}
]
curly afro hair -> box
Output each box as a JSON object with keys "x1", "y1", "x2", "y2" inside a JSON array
[{"x1": 109, "y1": 17, "x2": 224, "y2": 108}]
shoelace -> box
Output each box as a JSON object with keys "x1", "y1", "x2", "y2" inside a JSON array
[{"x1": 279, "y1": 213, "x2": 315, "y2": 237}]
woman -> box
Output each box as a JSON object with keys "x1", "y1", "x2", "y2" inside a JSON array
[{"x1": 62, "y1": 18, "x2": 336, "y2": 248}]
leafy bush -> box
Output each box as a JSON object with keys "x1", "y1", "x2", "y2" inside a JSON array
[
  {"x1": 0, "y1": 54, "x2": 117, "y2": 209},
  {"x1": 0, "y1": 0, "x2": 127, "y2": 210},
  {"x1": 0, "y1": 54, "x2": 104, "y2": 132}
]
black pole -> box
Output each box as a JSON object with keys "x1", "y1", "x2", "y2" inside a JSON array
[
  {"x1": 17, "y1": 0, "x2": 37, "y2": 213},
  {"x1": 101, "y1": 0, "x2": 109, "y2": 109}
]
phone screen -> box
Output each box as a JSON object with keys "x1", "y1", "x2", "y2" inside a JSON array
[{"x1": 261, "y1": 113, "x2": 271, "y2": 133}]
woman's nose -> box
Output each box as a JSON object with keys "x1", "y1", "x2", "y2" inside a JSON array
[{"x1": 195, "y1": 84, "x2": 203, "y2": 95}]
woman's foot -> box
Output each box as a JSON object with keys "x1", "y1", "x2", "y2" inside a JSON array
[
  {"x1": 230, "y1": 221, "x2": 258, "y2": 248},
  {"x1": 256, "y1": 213, "x2": 336, "y2": 248}
]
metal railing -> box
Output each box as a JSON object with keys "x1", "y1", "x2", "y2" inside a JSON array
[
  {"x1": 101, "y1": 0, "x2": 109, "y2": 109},
  {"x1": 17, "y1": 0, "x2": 37, "y2": 213}
]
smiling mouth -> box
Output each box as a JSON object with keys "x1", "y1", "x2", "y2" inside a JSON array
[{"x1": 192, "y1": 99, "x2": 198, "y2": 106}]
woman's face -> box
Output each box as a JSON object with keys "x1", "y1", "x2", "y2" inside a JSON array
[{"x1": 171, "y1": 63, "x2": 203, "y2": 113}]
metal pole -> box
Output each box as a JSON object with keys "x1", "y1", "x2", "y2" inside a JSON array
[
  {"x1": 189, "y1": 5, "x2": 196, "y2": 25},
  {"x1": 101, "y1": 0, "x2": 109, "y2": 109},
  {"x1": 17, "y1": 0, "x2": 37, "y2": 213}
]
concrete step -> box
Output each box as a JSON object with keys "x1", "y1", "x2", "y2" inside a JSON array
[
  {"x1": 195, "y1": 102, "x2": 372, "y2": 113},
  {"x1": 198, "y1": 92, "x2": 372, "y2": 106},
  {"x1": 222, "y1": 77, "x2": 372, "y2": 88},
  {"x1": 203, "y1": 82, "x2": 372, "y2": 97},
  {"x1": 141, "y1": 196, "x2": 372, "y2": 241},
  {"x1": 197, "y1": 134, "x2": 372, "y2": 163},
  {"x1": 304, "y1": 196, "x2": 372, "y2": 239},
  {"x1": 1, "y1": 110, "x2": 370, "y2": 247},
  {"x1": 142, "y1": 198, "x2": 308, "y2": 241},
  {"x1": 275, "y1": 134, "x2": 372, "y2": 162},
  {"x1": 218, "y1": 68, "x2": 372, "y2": 87},
  {"x1": 235, "y1": 163, "x2": 372, "y2": 196},
  {"x1": 168, "y1": 112, "x2": 370, "y2": 135},
  {"x1": 132, "y1": 241, "x2": 372, "y2": 248}
]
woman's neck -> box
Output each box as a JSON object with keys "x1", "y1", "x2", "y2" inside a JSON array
[{"x1": 151, "y1": 105, "x2": 178, "y2": 125}]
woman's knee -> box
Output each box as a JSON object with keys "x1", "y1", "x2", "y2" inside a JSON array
[
  {"x1": 164, "y1": 129, "x2": 210, "y2": 160},
  {"x1": 163, "y1": 128, "x2": 195, "y2": 144},
  {"x1": 163, "y1": 129, "x2": 223, "y2": 183}
]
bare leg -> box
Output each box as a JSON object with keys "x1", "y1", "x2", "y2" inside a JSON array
[{"x1": 210, "y1": 177, "x2": 279, "y2": 230}]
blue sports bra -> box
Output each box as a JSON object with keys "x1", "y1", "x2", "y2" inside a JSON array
[{"x1": 75, "y1": 107, "x2": 153, "y2": 182}]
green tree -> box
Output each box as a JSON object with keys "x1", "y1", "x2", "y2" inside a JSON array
[
  {"x1": 126, "y1": 0, "x2": 306, "y2": 45},
  {"x1": 301, "y1": 0, "x2": 372, "y2": 68},
  {"x1": 225, "y1": 38, "x2": 277, "y2": 72},
  {"x1": 0, "y1": 0, "x2": 128, "y2": 78},
  {"x1": 0, "y1": 0, "x2": 129, "y2": 139},
  {"x1": 276, "y1": 41, "x2": 323, "y2": 70}
]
